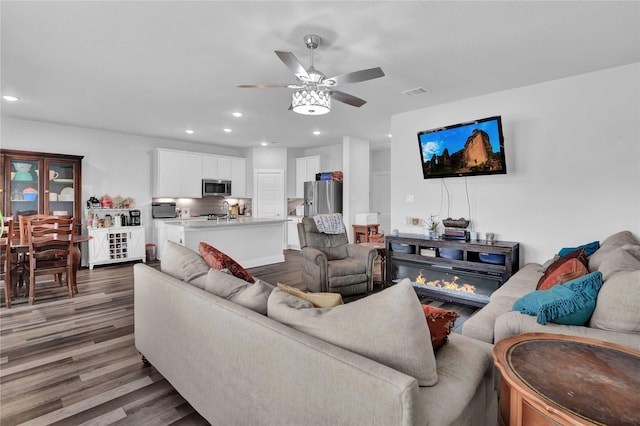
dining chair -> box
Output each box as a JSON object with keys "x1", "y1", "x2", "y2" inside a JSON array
[
  {"x1": 26, "y1": 216, "x2": 76, "y2": 305},
  {"x1": 1, "y1": 217, "x2": 14, "y2": 308},
  {"x1": 19, "y1": 214, "x2": 63, "y2": 287}
]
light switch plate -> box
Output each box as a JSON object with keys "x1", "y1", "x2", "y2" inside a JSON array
[{"x1": 406, "y1": 194, "x2": 414, "y2": 202}]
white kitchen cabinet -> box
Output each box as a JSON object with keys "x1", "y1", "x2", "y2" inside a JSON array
[
  {"x1": 287, "y1": 216, "x2": 302, "y2": 250},
  {"x1": 295, "y1": 155, "x2": 320, "y2": 197},
  {"x1": 202, "y1": 155, "x2": 232, "y2": 180},
  {"x1": 218, "y1": 157, "x2": 232, "y2": 180},
  {"x1": 154, "y1": 149, "x2": 182, "y2": 197},
  {"x1": 231, "y1": 158, "x2": 246, "y2": 197},
  {"x1": 88, "y1": 227, "x2": 146, "y2": 269},
  {"x1": 181, "y1": 152, "x2": 203, "y2": 198},
  {"x1": 153, "y1": 149, "x2": 203, "y2": 198}
]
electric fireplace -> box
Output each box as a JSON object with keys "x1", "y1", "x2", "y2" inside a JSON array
[
  {"x1": 390, "y1": 260, "x2": 502, "y2": 307},
  {"x1": 385, "y1": 234, "x2": 520, "y2": 308}
]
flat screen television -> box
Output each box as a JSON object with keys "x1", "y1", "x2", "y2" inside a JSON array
[{"x1": 417, "y1": 115, "x2": 506, "y2": 179}]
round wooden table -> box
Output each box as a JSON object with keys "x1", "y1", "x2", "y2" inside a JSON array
[{"x1": 493, "y1": 333, "x2": 640, "y2": 425}]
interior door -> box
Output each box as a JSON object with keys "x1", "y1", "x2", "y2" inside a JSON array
[
  {"x1": 372, "y1": 172, "x2": 391, "y2": 234},
  {"x1": 254, "y1": 169, "x2": 285, "y2": 219}
]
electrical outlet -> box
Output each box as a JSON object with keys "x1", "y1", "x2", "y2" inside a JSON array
[{"x1": 406, "y1": 194, "x2": 414, "y2": 202}]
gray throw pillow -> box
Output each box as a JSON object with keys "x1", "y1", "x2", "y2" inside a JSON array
[
  {"x1": 589, "y1": 231, "x2": 639, "y2": 272},
  {"x1": 161, "y1": 240, "x2": 209, "y2": 283},
  {"x1": 267, "y1": 279, "x2": 438, "y2": 386},
  {"x1": 589, "y1": 270, "x2": 640, "y2": 333},
  {"x1": 204, "y1": 268, "x2": 274, "y2": 315},
  {"x1": 597, "y1": 244, "x2": 640, "y2": 281}
]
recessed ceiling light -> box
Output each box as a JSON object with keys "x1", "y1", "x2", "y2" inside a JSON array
[
  {"x1": 2, "y1": 95, "x2": 20, "y2": 102},
  {"x1": 232, "y1": 112, "x2": 243, "y2": 118},
  {"x1": 261, "y1": 142, "x2": 269, "y2": 146},
  {"x1": 185, "y1": 129, "x2": 195, "y2": 134},
  {"x1": 223, "y1": 128, "x2": 232, "y2": 133},
  {"x1": 388, "y1": 134, "x2": 393, "y2": 138},
  {"x1": 313, "y1": 130, "x2": 321, "y2": 135}
]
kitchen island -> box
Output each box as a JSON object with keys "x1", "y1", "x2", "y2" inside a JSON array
[{"x1": 163, "y1": 217, "x2": 287, "y2": 268}]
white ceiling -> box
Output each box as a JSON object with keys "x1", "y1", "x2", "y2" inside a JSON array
[{"x1": 2, "y1": 1, "x2": 639, "y2": 150}]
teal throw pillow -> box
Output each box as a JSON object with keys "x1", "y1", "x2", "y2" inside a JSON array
[
  {"x1": 512, "y1": 271, "x2": 603, "y2": 325},
  {"x1": 558, "y1": 241, "x2": 600, "y2": 257}
]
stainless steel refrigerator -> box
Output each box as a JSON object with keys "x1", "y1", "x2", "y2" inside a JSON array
[{"x1": 304, "y1": 181, "x2": 343, "y2": 216}]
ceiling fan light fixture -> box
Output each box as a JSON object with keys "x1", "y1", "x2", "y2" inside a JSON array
[{"x1": 292, "y1": 88, "x2": 331, "y2": 115}]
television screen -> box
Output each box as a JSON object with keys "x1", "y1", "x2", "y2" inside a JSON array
[{"x1": 417, "y1": 115, "x2": 506, "y2": 179}]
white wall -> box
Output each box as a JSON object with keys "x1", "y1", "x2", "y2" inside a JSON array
[
  {"x1": 305, "y1": 144, "x2": 343, "y2": 172},
  {"x1": 1, "y1": 117, "x2": 243, "y2": 241},
  {"x1": 390, "y1": 63, "x2": 640, "y2": 265},
  {"x1": 342, "y1": 136, "x2": 371, "y2": 241}
]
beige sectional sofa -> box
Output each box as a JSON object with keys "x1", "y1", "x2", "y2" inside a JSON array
[
  {"x1": 462, "y1": 231, "x2": 640, "y2": 350},
  {"x1": 134, "y1": 241, "x2": 498, "y2": 425}
]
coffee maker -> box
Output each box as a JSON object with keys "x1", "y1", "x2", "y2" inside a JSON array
[{"x1": 129, "y1": 209, "x2": 141, "y2": 226}]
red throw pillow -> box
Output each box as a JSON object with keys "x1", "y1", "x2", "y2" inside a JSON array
[
  {"x1": 537, "y1": 249, "x2": 588, "y2": 290},
  {"x1": 198, "y1": 242, "x2": 255, "y2": 283},
  {"x1": 421, "y1": 304, "x2": 459, "y2": 350}
]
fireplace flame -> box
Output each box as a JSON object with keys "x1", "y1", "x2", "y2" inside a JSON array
[{"x1": 415, "y1": 271, "x2": 476, "y2": 294}]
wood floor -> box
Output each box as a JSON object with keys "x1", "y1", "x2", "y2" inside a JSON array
[{"x1": 0, "y1": 250, "x2": 476, "y2": 425}]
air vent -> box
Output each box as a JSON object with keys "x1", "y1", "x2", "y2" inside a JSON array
[{"x1": 402, "y1": 87, "x2": 430, "y2": 97}]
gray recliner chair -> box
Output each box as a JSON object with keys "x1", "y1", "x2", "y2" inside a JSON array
[{"x1": 297, "y1": 217, "x2": 377, "y2": 296}]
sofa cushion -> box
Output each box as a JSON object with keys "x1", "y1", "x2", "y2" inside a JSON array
[
  {"x1": 203, "y1": 268, "x2": 274, "y2": 315},
  {"x1": 589, "y1": 231, "x2": 639, "y2": 272},
  {"x1": 590, "y1": 270, "x2": 640, "y2": 333},
  {"x1": 491, "y1": 264, "x2": 542, "y2": 299},
  {"x1": 277, "y1": 283, "x2": 343, "y2": 308},
  {"x1": 536, "y1": 249, "x2": 588, "y2": 290},
  {"x1": 268, "y1": 279, "x2": 438, "y2": 386},
  {"x1": 596, "y1": 244, "x2": 640, "y2": 281},
  {"x1": 421, "y1": 305, "x2": 459, "y2": 350},
  {"x1": 199, "y1": 242, "x2": 255, "y2": 283},
  {"x1": 558, "y1": 240, "x2": 600, "y2": 257},
  {"x1": 513, "y1": 272, "x2": 603, "y2": 325},
  {"x1": 161, "y1": 240, "x2": 210, "y2": 284},
  {"x1": 461, "y1": 296, "x2": 517, "y2": 343}
]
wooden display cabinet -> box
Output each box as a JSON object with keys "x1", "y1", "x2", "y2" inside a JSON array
[{"x1": 1, "y1": 149, "x2": 83, "y2": 235}]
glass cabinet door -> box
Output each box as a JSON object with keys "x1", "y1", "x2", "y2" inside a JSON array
[
  {"x1": 9, "y1": 157, "x2": 41, "y2": 219},
  {"x1": 46, "y1": 160, "x2": 76, "y2": 217}
]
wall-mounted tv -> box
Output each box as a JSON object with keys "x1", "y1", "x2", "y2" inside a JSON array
[{"x1": 417, "y1": 115, "x2": 506, "y2": 179}]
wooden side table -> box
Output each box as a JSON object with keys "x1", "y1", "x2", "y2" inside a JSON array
[
  {"x1": 352, "y1": 224, "x2": 380, "y2": 244},
  {"x1": 493, "y1": 333, "x2": 640, "y2": 425}
]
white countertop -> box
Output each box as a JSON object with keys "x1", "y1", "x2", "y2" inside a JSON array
[{"x1": 165, "y1": 217, "x2": 287, "y2": 229}]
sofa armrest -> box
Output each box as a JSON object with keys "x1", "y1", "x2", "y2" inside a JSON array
[
  {"x1": 347, "y1": 244, "x2": 377, "y2": 291},
  {"x1": 494, "y1": 311, "x2": 640, "y2": 351},
  {"x1": 347, "y1": 244, "x2": 377, "y2": 264},
  {"x1": 300, "y1": 246, "x2": 327, "y2": 266},
  {"x1": 300, "y1": 247, "x2": 328, "y2": 292}
]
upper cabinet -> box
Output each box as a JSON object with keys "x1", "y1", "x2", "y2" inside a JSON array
[
  {"x1": 202, "y1": 155, "x2": 231, "y2": 180},
  {"x1": 230, "y1": 158, "x2": 247, "y2": 198},
  {"x1": 295, "y1": 155, "x2": 320, "y2": 197},
  {"x1": 1, "y1": 149, "x2": 83, "y2": 234},
  {"x1": 154, "y1": 149, "x2": 247, "y2": 198},
  {"x1": 153, "y1": 149, "x2": 202, "y2": 198}
]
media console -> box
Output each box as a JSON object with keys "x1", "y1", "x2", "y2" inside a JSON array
[{"x1": 385, "y1": 234, "x2": 520, "y2": 307}]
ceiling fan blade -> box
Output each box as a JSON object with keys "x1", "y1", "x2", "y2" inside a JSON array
[
  {"x1": 236, "y1": 84, "x2": 300, "y2": 89},
  {"x1": 275, "y1": 51, "x2": 310, "y2": 80},
  {"x1": 331, "y1": 90, "x2": 367, "y2": 107},
  {"x1": 325, "y1": 67, "x2": 385, "y2": 85}
]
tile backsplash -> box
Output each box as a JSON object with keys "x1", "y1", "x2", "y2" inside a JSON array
[{"x1": 154, "y1": 197, "x2": 252, "y2": 217}]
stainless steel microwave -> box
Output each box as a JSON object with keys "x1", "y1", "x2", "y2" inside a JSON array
[{"x1": 202, "y1": 179, "x2": 232, "y2": 197}]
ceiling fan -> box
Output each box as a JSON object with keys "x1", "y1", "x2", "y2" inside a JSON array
[{"x1": 237, "y1": 34, "x2": 385, "y2": 115}]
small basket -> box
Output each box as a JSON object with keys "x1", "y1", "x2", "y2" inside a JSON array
[{"x1": 442, "y1": 219, "x2": 470, "y2": 228}]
